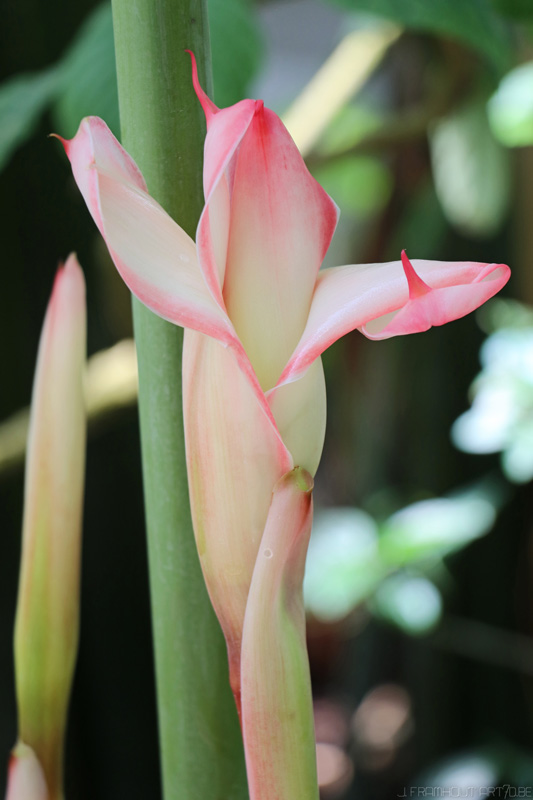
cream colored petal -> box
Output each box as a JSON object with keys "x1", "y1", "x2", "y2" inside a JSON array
[
  {"x1": 267, "y1": 356, "x2": 326, "y2": 476},
  {"x1": 241, "y1": 468, "x2": 318, "y2": 800},
  {"x1": 221, "y1": 105, "x2": 338, "y2": 390},
  {"x1": 183, "y1": 330, "x2": 292, "y2": 703}
]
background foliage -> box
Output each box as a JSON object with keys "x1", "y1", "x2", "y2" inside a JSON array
[{"x1": 1, "y1": 0, "x2": 533, "y2": 796}]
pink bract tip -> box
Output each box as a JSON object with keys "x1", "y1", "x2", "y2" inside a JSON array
[
  {"x1": 401, "y1": 249, "x2": 432, "y2": 300},
  {"x1": 185, "y1": 49, "x2": 218, "y2": 122},
  {"x1": 49, "y1": 132, "x2": 70, "y2": 155}
]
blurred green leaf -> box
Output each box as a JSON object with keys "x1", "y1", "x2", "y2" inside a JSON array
[
  {"x1": 391, "y1": 181, "x2": 447, "y2": 257},
  {"x1": 379, "y1": 490, "x2": 496, "y2": 564},
  {"x1": 491, "y1": 0, "x2": 533, "y2": 19},
  {"x1": 510, "y1": 751, "x2": 533, "y2": 787},
  {"x1": 324, "y1": 0, "x2": 512, "y2": 74},
  {"x1": 371, "y1": 572, "x2": 443, "y2": 635},
  {"x1": 305, "y1": 485, "x2": 499, "y2": 622},
  {"x1": 502, "y1": 421, "x2": 533, "y2": 482},
  {"x1": 53, "y1": 3, "x2": 120, "y2": 138},
  {"x1": 312, "y1": 155, "x2": 392, "y2": 216},
  {"x1": 0, "y1": 68, "x2": 63, "y2": 171},
  {"x1": 0, "y1": 0, "x2": 263, "y2": 171},
  {"x1": 209, "y1": 0, "x2": 264, "y2": 107},
  {"x1": 477, "y1": 298, "x2": 533, "y2": 334},
  {"x1": 429, "y1": 96, "x2": 511, "y2": 237},
  {"x1": 488, "y1": 61, "x2": 533, "y2": 147},
  {"x1": 316, "y1": 104, "x2": 385, "y2": 155}
]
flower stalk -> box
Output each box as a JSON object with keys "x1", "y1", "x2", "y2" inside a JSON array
[{"x1": 109, "y1": 1, "x2": 247, "y2": 798}]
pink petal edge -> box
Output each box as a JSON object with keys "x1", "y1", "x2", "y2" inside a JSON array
[
  {"x1": 186, "y1": 50, "x2": 218, "y2": 121},
  {"x1": 277, "y1": 257, "x2": 511, "y2": 387},
  {"x1": 59, "y1": 116, "x2": 234, "y2": 344}
]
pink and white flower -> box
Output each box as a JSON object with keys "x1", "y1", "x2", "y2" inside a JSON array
[{"x1": 60, "y1": 56, "x2": 509, "y2": 799}]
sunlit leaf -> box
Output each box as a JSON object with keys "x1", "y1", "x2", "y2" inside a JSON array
[
  {"x1": 416, "y1": 751, "x2": 500, "y2": 792},
  {"x1": 429, "y1": 97, "x2": 511, "y2": 237},
  {"x1": 480, "y1": 328, "x2": 533, "y2": 376},
  {"x1": 452, "y1": 382, "x2": 519, "y2": 454},
  {"x1": 501, "y1": 420, "x2": 533, "y2": 482},
  {"x1": 453, "y1": 325, "x2": 533, "y2": 483},
  {"x1": 418, "y1": 746, "x2": 533, "y2": 791},
  {"x1": 379, "y1": 490, "x2": 496, "y2": 564},
  {"x1": 304, "y1": 508, "x2": 385, "y2": 621},
  {"x1": 371, "y1": 573, "x2": 442, "y2": 635},
  {"x1": 488, "y1": 61, "x2": 533, "y2": 147}
]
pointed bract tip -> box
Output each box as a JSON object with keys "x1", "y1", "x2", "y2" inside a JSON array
[
  {"x1": 51, "y1": 263, "x2": 64, "y2": 296},
  {"x1": 401, "y1": 249, "x2": 431, "y2": 300},
  {"x1": 63, "y1": 252, "x2": 82, "y2": 273},
  {"x1": 49, "y1": 253, "x2": 86, "y2": 315},
  {"x1": 252, "y1": 99, "x2": 266, "y2": 124},
  {"x1": 185, "y1": 49, "x2": 218, "y2": 122},
  {"x1": 53, "y1": 252, "x2": 83, "y2": 284},
  {"x1": 49, "y1": 132, "x2": 69, "y2": 155}
]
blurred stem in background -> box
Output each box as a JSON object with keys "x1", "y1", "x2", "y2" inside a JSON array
[
  {"x1": 110, "y1": 1, "x2": 247, "y2": 799},
  {"x1": 282, "y1": 24, "x2": 401, "y2": 155}
]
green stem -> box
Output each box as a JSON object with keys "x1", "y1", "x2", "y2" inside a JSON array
[{"x1": 110, "y1": 3, "x2": 247, "y2": 799}]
